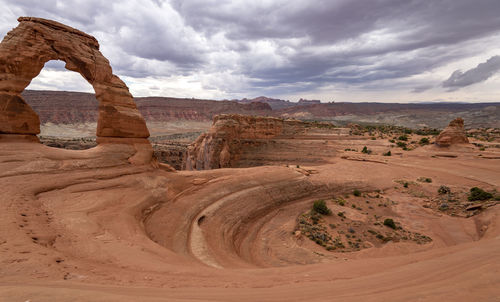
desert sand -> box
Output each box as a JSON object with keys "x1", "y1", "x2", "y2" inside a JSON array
[{"x1": 1, "y1": 130, "x2": 499, "y2": 301}]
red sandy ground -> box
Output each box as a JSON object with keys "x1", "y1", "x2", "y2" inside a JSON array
[{"x1": 0, "y1": 135, "x2": 499, "y2": 301}]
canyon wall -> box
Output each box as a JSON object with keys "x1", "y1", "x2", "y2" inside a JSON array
[
  {"x1": 185, "y1": 114, "x2": 306, "y2": 170},
  {"x1": 184, "y1": 114, "x2": 342, "y2": 170}
]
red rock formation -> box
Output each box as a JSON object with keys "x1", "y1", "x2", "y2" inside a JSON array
[
  {"x1": 435, "y1": 117, "x2": 469, "y2": 147},
  {"x1": 0, "y1": 17, "x2": 149, "y2": 139},
  {"x1": 185, "y1": 114, "x2": 307, "y2": 170}
]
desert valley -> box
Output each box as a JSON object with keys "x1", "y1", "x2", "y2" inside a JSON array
[{"x1": 1, "y1": 12, "x2": 500, "y2": 302}]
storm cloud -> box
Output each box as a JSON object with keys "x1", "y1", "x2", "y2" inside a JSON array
[
  {"x1": 1, "y1": 0, "x2": 500, "y2": 101},
  {"x1": 442, "y1": 55, "x2": 500, "y2": 90}
]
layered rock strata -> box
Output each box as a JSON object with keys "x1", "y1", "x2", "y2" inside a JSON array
[{"x1": 184, "y1": 114, "x2": 339, "y2": 170}]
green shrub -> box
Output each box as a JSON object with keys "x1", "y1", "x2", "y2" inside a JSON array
[
  {"x1": 383, "y1": 150, "x2": 391, "y2": 156},
  {"x1": 383, "y1": 218, "x2": 396, "y2": 229},
  {"x1": 361, "y1": 146, "x2": 372, "y2": 154},
  {"x1": 468, "y1": 187, "x2": 493, "y2": 201},
  {"x1": 416, "y1": 128, "x2": 440, "y2": 136},
  {"x1": 397, "y1": 141, "x2": 407, "y2": 148},
  {"x1": 398, "y1": 135, "x2": 408, "y2": 141},
  {"x1": 417, "y1": 177, "x2": 432, "y2": 183},
  {"x1": 312, "y1": 200, "x2": 331, "y2": 215},
  {"x1": 419, "y1": 137, "x2": 430, "y2": 145},
  {"x1": 337, "y1": 212, "x2": 345, "y2": 218},
  {"x1": 438, "y1": 185, "x2": 451, "y2": 195},
  {"x1": 353, "y1": 189, "x2": 361, "y2": 197}
]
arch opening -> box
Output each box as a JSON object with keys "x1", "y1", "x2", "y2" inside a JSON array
[{"x1": 23, "y1": 60, "x2": 99, "y2": 149}]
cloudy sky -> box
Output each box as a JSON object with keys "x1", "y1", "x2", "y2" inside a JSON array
[{"x1": 1, "y1": 0, "x2": 500, "y2": 103}]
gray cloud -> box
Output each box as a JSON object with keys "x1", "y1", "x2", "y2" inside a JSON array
[
  {"x1": 1, "y1": 0, "x2": 500, "y2": 99},
  {"x1": 442, "y1": 55, "x2": 500, "y2": 90},
  {"x1": 412, "y1": 85, "x2": 434, "y2": 93}
]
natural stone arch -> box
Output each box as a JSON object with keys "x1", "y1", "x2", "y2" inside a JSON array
[{"x1": 0, "y1": 17, "x2": 149, "y2": 139}]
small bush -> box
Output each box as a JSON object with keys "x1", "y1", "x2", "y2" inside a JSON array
[
  {"x1": 468, "y1": 187, "x2": 493, "y2": 201},
  {"x1": 398, "y1": 135, "x2": 408, "y2": 141},
  {"x1": 397, "y1": 141, "x2": 407, "y2": 148},
  {"x1": 403, "y1": 182, "x2": 409, "y2": 188},
  {"x1": 313, "y1": 200, "x2": 331, "y2": 215},
  {"x1": 438, "y1": 185, "x2": 451, "y2": 195},
  {"x1": 419, "y1": 137, "x2": 430, "y2": 145},
  {"x1": 417, "y1": 177, "x2": 432, "y2": 183},
  {"x1": 383, "y1": 218, "x2": 396, "y2": 229},
  {"x1": 361, "y1": 146, "x2": 372, "y2": 154},
  {"x1": 353, "y1": 189, "x2": 361, "y2": 197},
  {"x1": 383, "y1": 150, "x2": 392, "y2": 156},
  {"x1": 333, "y1": 198, "x2": 346, "y2": 206},
  {"x1": 337, "y1": 212, "x2": 345, "y2": 218}
]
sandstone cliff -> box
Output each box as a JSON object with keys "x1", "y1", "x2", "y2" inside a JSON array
[
  {"x1": 435, "y1": 117, "x2": 469, "y2": 147},
  {"x1": 184, "y1": 114, "x2": 344, "y2": 170},
  {"x1": 184, "y1": 114, "x2": 306, "y2": 170}
]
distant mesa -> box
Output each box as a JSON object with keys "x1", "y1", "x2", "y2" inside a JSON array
[
  {"x1": 0, "y1": 17, "x2": 149, "y2": 140},
  {"x1": 237, "y1": 96, "x2": 325, "y2": 110},
  {"x1": 435, "y1": 117, "x2": 469, "y2": 147},
  {"x1": 237, "y1": 96, "x2": 296, "y2": 110},
  {"x1": 297, "y1": 98, "x2": 321, "y2": 105}
]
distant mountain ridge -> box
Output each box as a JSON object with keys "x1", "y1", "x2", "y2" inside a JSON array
[{"x1": 22, "y1": 90, "x2": 500, "y2": 128}]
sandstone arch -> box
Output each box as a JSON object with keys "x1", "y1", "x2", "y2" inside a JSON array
[{"x1": 0, "y1": 17, "x2": 149, "y2": 139}]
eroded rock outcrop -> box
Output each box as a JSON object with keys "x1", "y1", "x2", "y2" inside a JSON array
[
  {"x1": 0, "y1": 17, "x2": 149, "y2": 139},
  {"x1": 435, "y1": 118, "x2": 469, "y2": 147},
  {"x1": 184, "y1": 114, "x2": 340, "y2": 170},
  {"x1": 185, "y1": 114, "x2": 305, "y2": 170}
]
